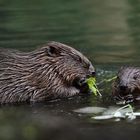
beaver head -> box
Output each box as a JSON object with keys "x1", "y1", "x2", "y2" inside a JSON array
[
  {"x1": 112, "y1": 67, "x2": 140, "y2": 102},
  {"x1": 0, "y1": 41, "x2": 95, "y2": 103}
]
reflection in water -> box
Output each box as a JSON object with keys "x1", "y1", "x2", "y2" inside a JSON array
[
  {"x1": 0, "y1": 0, "x2": 140, "y2": 139},
  {"x1": 0, "y1": 0, "x2": 140, "y2": 64}
]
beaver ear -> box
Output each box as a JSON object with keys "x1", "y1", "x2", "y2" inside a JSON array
[{"x1": 46, "y1": 46, "x2": 59, "y2": 57}]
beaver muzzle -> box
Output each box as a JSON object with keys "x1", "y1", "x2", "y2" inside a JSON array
[{"x1": 72, "y1": 77, "x2": 91, "y2": 94}]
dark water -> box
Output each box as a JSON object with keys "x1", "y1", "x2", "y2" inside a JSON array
[{"x1": 0, "y1": 0, "x2": 140, "y2": 139}]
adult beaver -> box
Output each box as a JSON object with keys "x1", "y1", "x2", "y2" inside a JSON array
[
  {"x1": 0, "y1": 41, "x2": 95, "y2": 104},
  {"x1": 112, "y1": 67, "x2": 140, "y2": 103}
]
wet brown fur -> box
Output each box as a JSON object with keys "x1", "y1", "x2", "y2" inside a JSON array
[
  {"x1": 112, "y1": 67, "x2": 140, "y2": 101},
  {"x1": 0, "y1": 41, "x2": 95, "y2": 104}
]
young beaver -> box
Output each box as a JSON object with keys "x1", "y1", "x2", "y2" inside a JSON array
[
  {"x1": 0, "y1": 41, "x2": 95, "y2": 104},
  {"x1": 112, "y1": 67, "x2": 140, "y2": 102}
]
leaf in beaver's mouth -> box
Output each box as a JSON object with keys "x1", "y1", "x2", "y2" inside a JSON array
[{"x1": 86, "y1": 77, "x2": 102, "y2": 97}]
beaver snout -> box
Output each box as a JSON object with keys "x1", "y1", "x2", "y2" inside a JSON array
[
  {"x1": 72, "y1": 77, "x2": 90, "y2": 94},
  {"x1": 77, "y1": 78, "x2": 87, "y2": 87},
  {"x1": 88, "y1": 71, "x2": 96, "y2": 77},
  {"x1": 88, "y1": 64, "x2": 96, "y2": 77},
  {"x1": 72, "y1": 66, "x2": 95, "y2": 91},
  {"x1": 73, "y1": 77, "x2": 87, "y2": 88}
]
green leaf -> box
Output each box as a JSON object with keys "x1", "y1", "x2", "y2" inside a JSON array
[
  {"x1": 86, "y1": 77, "x2": 101, "y2": 97},
  {"x1": 104, "y1": 76, "x2": 117, "y2": 82}
]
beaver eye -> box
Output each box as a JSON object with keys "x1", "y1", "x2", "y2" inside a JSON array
[
  {"x1": 133, "y1": 75, "x2": 137, "y2": 80},
  {"x1": 86, "y1": 63, "x2": 90, "y2": 69},
  {"x1": 78, "y1": 57, "x2": 82, "y2": 63},
  {"x1": 46, "y1": 46, "x2": 59, "y2": 57},
  {"x1": 77, "y1": 57, "x2": 90, "y2": 69},
  {"x1": 83, "y1": 63, "x2": 90, "y2": 69}
]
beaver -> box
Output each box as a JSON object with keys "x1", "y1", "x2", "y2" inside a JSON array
[
  {"x1": 112, "y1": 67, "x2": 140, "y2": 103},
  {"x1": 0, "y1": 41, "x2": 95, "y2": 104}
]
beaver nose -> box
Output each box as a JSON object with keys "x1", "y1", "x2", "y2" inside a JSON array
[
  {"x1": 119, "y1": 85, "x2": 128, "y2": 91},
  {"x1": 91, "y1": 71, "x2": 96, "y2": 77},
  {"x1": 87, "y1": 71, "x2": 96, "y2": 78},
  {"x1": 88, "y1": 64, "x2": 96, "y2": 77}
]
